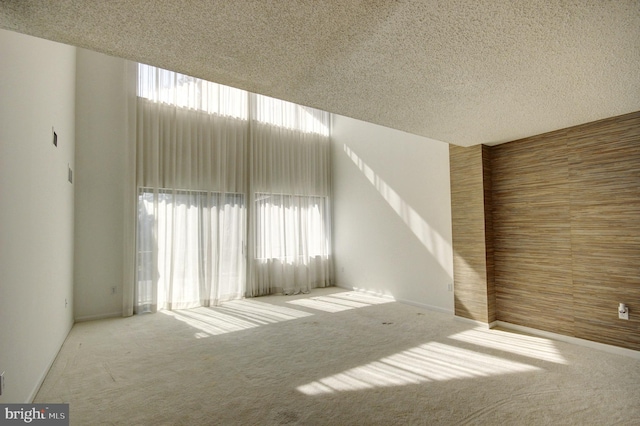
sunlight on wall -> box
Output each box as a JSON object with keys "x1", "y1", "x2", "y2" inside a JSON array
[
  {"x1": 448, "y1": 328, "x2": 568, "y2": 364},
  {"x1": 343, "y1": 144, "x2": 452, "y2": 278},
  {"x1": 161, "y1": 299, "x2": 312, "y2": 337},
  {"x1": 287, "y1": 292, "x2": 393, "y2": 313},
  {"x1": 297, "y1": 341, "x2": 540, "y2": 395}
]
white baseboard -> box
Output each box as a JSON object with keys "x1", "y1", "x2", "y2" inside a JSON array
[
  {"x1": 454, "y1": 315, "x2": 497, "y2": 329},
  {"x1": 336, "y1": 285, "x2": 454, "y2": 314},
  {"x1": 74, "y1": 311, "x2": 122, "y2": 323},
  {"x1": 28, "y1": 321, "x2": 74, "y2": 402},
  {"x1": 494, "y1": 321, "x2": 640, "y2": 360},
  {"x1": 397, "y1": 298, "x2": 453, "y2": 315},
  {"x1": 336, "y1": 285, "x2": 396, "y2": 301}
]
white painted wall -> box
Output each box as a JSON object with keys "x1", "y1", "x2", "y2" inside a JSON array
[
  {"x1": 74, "y1": 49, "x2": 131, "y2": 321},
  {"x1": 331, "y1": 114, "x2": 454, "y2": 312},
  {"x1": 0, "y1": 30, "x2": 76, "y2": 402}
]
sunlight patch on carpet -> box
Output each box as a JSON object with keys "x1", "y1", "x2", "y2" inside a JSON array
[
  {"x1": 161, "y1": 299, "x2": 312, "y2": 337},
  {"x1": 287, "y1": 292, "x2": 393, "y2": 313},
  {"x1": 297, "y1": 342, "x2": 540, "y2": 395},
  {"x1": 448, "y1": 328, "x2": 568, "y2": 364}
]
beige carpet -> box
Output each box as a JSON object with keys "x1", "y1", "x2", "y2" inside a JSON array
[{"x1": 36, "y1": 288, "x2": 640, "y2": 425}]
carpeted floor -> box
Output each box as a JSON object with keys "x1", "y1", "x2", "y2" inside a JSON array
[{"x1": 35, "y1": 288, "x2": 640, "y2": 425}]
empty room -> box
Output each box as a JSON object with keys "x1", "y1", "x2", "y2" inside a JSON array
[{"x1": 1, "y1": 1, "x2": 639, "y2": 425}]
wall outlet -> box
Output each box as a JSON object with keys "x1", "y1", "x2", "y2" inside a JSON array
[
  {"x1": 618, "y1": 303, "x2": 629, "y2": 320},
  {"x1": 1, "y1": 371, "x2": 5, "y2": 396}
]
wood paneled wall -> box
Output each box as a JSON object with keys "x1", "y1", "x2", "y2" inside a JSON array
[
  {"x1": 492, "y1": 130, "x2": 575, "y2": 336},
  {"x1": 482, "y1": 145, "x2": 495, "y2": 323},
  {"x1": 451, "y1": 111, "x2": 640, "y2": 351},
  {"x1": 450, "y1": 145, "x2": 495, "y2": 323},
  {"x1": 567, "y1": 113, "x2": 640, "y2": 349}
]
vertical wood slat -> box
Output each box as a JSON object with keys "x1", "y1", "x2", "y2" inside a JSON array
[{"x1": 492, "y1": 131, "x2": 575, "y2": 336}]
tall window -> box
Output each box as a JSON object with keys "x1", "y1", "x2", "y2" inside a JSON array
[
  {"x1": 254, "y1": 194, "x2": 328, "y2": 260},
  {"x1": 136, "y1": 189, "x2": 245, "y2": 312},
  {"x1": 137, "y1": 63, "x2": 248, "y2": 119},
  {"x1": 135, "y1": 64, "x2": 332, "y2": 313}
]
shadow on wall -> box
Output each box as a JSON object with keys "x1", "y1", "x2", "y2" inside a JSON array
[
  {"x1": 451, "y1": 253, "x2": 485, "y2": 321},
  {"x1": 342, "y1": 144, "x2": 453, "y2": 279},
  {"x1": 454, "y1": 294, "x2": 482, "y2": 323},
  {"x1": 342, "y1": 143, "x2": 493, "y2": 319}
]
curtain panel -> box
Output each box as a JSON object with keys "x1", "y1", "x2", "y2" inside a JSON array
[
  {"x1": 249, "y1": 120, "x2": 332, "y2": 296},
  {"x1": 136, "y1": 98, "x2": 247, "y2": 193},
  {"x1": 133, "y1": 65, "x2": 332, "y2": 313},
  {"x1": 135, "y1": 99, "x2": 247, "y2": 312}
]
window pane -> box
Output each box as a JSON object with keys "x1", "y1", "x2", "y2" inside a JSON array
[
  {"x1": 255, "y1": 94, "x2": 330, "y2": 136},
  {"x1": 137, "y1": 63, "x2": 249, "y2": 119},
  {"x1": 136, "y1": 189, "x2": 246, "y2": 311},
  {"x1": 254, "y1": 193, "x2": 329, "y2": 261}
]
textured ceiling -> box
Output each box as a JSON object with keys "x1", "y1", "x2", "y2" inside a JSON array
[{"x1": 1, "y1": 0, "x2": 639, "y2": 146}]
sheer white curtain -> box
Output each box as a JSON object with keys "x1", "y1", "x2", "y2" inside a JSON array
[
  {"x1": 136, "y1": 189, "x2": 245, "y2": 311},
  {"x1": 249, "y1": 96, "x2": 332, "y2": 296},
  {"x1": 135, "y1": 66, "x2": 247, "y2": 312},
  {"x1": 134, "y1": 64, "x2": 332, "y2": 312}
]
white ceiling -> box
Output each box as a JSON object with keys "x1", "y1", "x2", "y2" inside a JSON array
[{"x1": 1, "y1": 0, "x2": 639, "y2": 146}]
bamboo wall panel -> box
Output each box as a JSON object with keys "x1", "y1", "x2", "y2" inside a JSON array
[
  {"x1": 482, "y1": 145, "x2": 496, "y2": 323},
  {"x1": 568, "y1": 112, "x2": 640, "y2": 350},
  {"x1": 492, "y1": 131, "x2": 575, "y2": 336},
  {"x1": 450, "y1": 145, "x2": 494, "y2": 323},
  {"x1": 489, "y1": 111, "x2": 640, "y2": 351}
]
